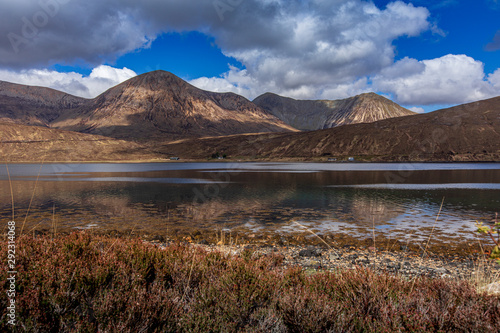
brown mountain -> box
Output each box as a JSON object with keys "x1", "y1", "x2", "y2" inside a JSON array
[
  {"x1": 0, "y1": 81, "x2": 88, "y2": 126},
  {"x1": 49, "y1": 71, "x2": 296, "y2": 140},
  {"x1": 253, "y1": 92, "x2": 415, "y2": 131},
  {"x1": 159, "y1": 95, "x2": 500, "y2": 161}
]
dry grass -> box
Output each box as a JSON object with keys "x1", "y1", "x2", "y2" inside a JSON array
[
  {"x1": 471, "y1": 236, "x2": 500, "y2": 296},
  {"x1": 474, "y1": 257, "x2": 500, "y2": 295}
]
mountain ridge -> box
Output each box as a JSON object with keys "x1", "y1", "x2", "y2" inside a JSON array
[
  {"x1": 1, "y1": 70, "x2": 498, "y2": 162},
  {"x1": 0, "y1": 70, "x2": 416, "y2": 140},
  {"x1": 253, "y1": 91, "x2": 415, "y2": 131},
  {"x1": 1, "y1": 94, "x2": 499, "y2": 162},
  {"x1": 0, "y1": 80, "x2": 89, "y2": 126},
  {"x1": 0, "y1": 121, "x2": 157, "y2": 162}
]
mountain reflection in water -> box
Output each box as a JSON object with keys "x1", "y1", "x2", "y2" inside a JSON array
[{"x1": 1, "y1": 163, "x2": 499, "y2": 245}]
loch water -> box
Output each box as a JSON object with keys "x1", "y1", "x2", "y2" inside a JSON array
[{"x1": 1, "y1": 162, "x2": 499, "y2": 244}]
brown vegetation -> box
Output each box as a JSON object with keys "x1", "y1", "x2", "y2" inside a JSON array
[
  {"x1": 0, "y1": 122, "x2": 159, "y2": 162},
  {"x1": 1, "y1": 233, "x2": 499, "y2": 332}
]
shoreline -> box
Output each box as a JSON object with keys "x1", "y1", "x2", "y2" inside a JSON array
[
  {"x1": 12, "y1": 230, "x2": 500, "y2": 282},
  {"x1": 2, "y1": 159, "x2": 500, "y2": 164},
  {"x1": 147, "y1": 239, "x2": 500, "y2": 282},
  {"x1": 23, "y1": 226, "x2": 495, "y2": 282}
]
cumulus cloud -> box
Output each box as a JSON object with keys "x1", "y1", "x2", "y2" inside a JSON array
[
  {"x1": 0, "y1": 65, "x2": 137, "y2": 98},
  {"x1": 1, "y1": 0, "x2": 498, "y2": 107},
  {"x1": 189, "y1": 66, "x2": 260, "y2": 98},
  {"x1": 409, "y1": 106, "x2": 425, "y2": 113},
  {"x1": 191, "y1": 0, "x2": 432, "y2": 100},
  {"x1": 0, "y1": 0, "x2": 156, "y2": 68},
  {"x1": 0, "y1": 0, "x2": 431, "y2": 101},
  {"x1": 372, "y1": 54, "x2": 499, "y2": 105},
  {"x1": 488, "y1": 68, "x2": 500, "y2": 89}
]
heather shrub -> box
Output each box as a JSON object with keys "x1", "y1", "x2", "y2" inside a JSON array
[
  {"x1": 1, "y1": 232, "x2": 499, "y2": 332},
  {"x1": 278, "y1": 270, "x2": 500, "y2": 332}
]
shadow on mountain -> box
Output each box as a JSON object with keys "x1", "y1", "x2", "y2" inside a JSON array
[{"x1": 72, "y1": 109, "x2": 294, "y2": 142}]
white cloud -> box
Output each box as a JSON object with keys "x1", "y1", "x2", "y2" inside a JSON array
[
  {"x1": 191, "y1": 0, "x2": 431, "y2": 100},
  {"x1": 409, "y1": 106, "x2": 425, "y2": 113},
  {"x1": 488, "y1": 68, "x2": 500, "y2": 89},
  {"x1": 0, "y1": 0, "x2": 432, "y2": 102},
  {"x1": 372, "y1": 54, "x2": 500, "y2": 105},
  {"x1": 89, "y1": 65, "x2": 136, "y2": 83},
  {"x1": 0, "y1": 65, "x2": 137, "y2": 98},
  {"x1": 317, "y1": 78, "x2": 372, "y2": 100},
  {"x1": 1, "y1": 1, "x2": 498, "y2": 107},
  {"x1": 189, "y1": 67, "x2": 258, "y2": 98}
]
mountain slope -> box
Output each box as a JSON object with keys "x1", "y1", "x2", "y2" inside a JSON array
[
  {"x1": 0, "y1": 81, "x2": 88, "y2": 126},
  {"x1": 0, "y1": 122, "x2": 158, "y2": 162},
  {"x1": 253, "y1": 92, "x2": 415, "y2": 131},
  {"x1": 159, "y1": 96, "x2": 500, "y2": 161},
  {"x1": 50, "y1": 71, "x2": 297, "y2": 139}
]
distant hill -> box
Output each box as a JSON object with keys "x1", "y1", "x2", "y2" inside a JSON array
[
  {"x1": 0, "y1": 122, "x2": 158, "y2": 162},
  {"x1": 253, "y1": 92, "x2": 415, "y2": 131},
  {"x1": 0, "y1": 81, "x2": 88, "y2": 127},
  {"x1": 159, "y1": 96, "x2": 500, "y2": 161}
]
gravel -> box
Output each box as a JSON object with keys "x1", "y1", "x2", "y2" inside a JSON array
[{"x1": 149, "y1": 241, "x2": 500, "y2": 282}]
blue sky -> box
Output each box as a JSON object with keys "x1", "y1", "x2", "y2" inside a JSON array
[{"x1": 0, "y1": 0, "x2": 499, "y2": 113}]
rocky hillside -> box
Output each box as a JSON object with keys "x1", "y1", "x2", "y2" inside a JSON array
[
  {"x1": 253, "y1": 92, "x2": 415, "y2": 131},
  {"x1": 2, "y1": 95, "x2": 499, "y2": 162},
  {"x1": 2, "y1": 70, "x2": 499, "y2": 162}
]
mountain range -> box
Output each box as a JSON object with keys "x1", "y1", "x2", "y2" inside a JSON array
[
  {"x1": 51, "y1": 71, "x2": 298, "y2": 140},
  {"x1": 0, "y1": 71, "x2": 297, "y2": 140},
  {"x1": 160, "y1": 95, "x2": 500, "y2": 161},
  {"x1": 0, "y1": 70, "x2": 499, "y2": 162}
]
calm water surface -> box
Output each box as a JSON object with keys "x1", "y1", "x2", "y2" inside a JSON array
[{"x1": 1, "y1": 162, "x2": 499, "y2": 244}]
